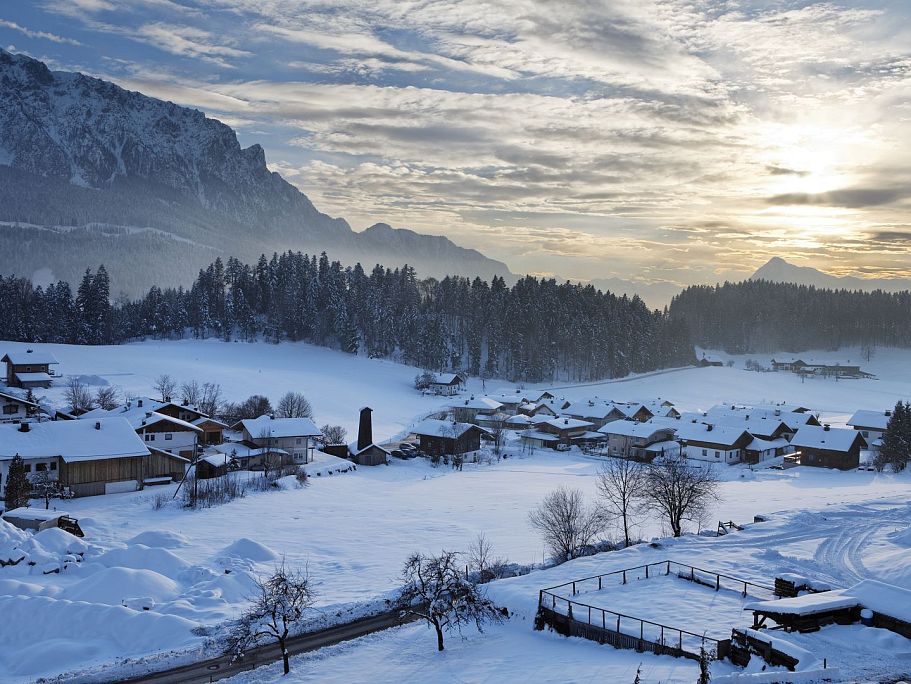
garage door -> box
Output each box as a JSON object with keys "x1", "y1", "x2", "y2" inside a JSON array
[{"x1": 104, "y1": 479, "x2": 139, "y2": 495}]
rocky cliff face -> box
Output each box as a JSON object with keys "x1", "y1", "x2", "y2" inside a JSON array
[{"x1": 0, "y1": 49, "x2": 510, "y2": 294}]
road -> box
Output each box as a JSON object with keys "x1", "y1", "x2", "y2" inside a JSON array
[
  {"x1": 115, "y1": 609, "x2": 417, "y2": 684},
  {"x1": 544, "y1": 365, "x2": 695, "y2": 392}
]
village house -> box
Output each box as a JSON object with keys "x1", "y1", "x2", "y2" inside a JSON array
[
  {"x1": 347, "y1": 406, "x2": 390, "y2": 466},
  {"x1": 238, "y1": 415, "x2": 322, "y2": 465},
  {"x1": 561, "y1": 400, "x2": 628, "y2": 429},
  {"x1": 412, "y1": 419, "x2": 488, "y2": 456},
  {"x1": 598, "y1": 420, "x2": 677, "y2": 460},
  {"x1": 426, "y1": 373, "x2": 466, "y2": 396},
  {"x1": 0, "y1": 391, "x2": 40, "y2": 422},
  {"x1": 847, "y1": 410, "x2": 891, "y2": 452},
  {"x1": 790, "y1": 424, "x2": 866, "y2": 470},
  {"x1": 674, "y1": 421, "x2": 753, "y2": 464},
  {"x1": 771, "y1": 359, "x2": 871, "y2": 379},
  {"x1": 203, "y1": 442, "x2": 290, "y2": 473},
  {"x1": 82, "y1": 397, "x2": 204, "y2": 460},
  {"x1": 742, "y1": 436, "x2": 794, "y2": 464},
  {"x1": 535, "y1": 416, "x2": 596, "y2": 445},
  {"x1": 0, "y1": 417, "x2": 150, "y2": 497},
  {"x1": 613, "y1": 402, "x2": 655, "y2": 422},
  {"x1": 450, "y1": 396, "x2": 504, "y2": 424},
  {"x1": 2, "y1": 349, "x2": 60, "y2": 389},
  {"x1": 517, "y1": 401, "x2": 559, "y2": 418}
]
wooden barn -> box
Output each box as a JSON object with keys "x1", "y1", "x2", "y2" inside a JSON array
[
  {"x1": 412, "y1": 419, "x2": 489, "y2": 456},
  {"x1": 790, "y1": 425, "x2": 865, "y2": 470},
  {"x1": 1, "y1": 349, "x2": 59, "y2": 389}
]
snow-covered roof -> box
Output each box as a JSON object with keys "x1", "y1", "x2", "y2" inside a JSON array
[
  {"x1": 673, "y1": 421, "x2": 751, "y2": 447},
  {"x1": 13, "y1": 372, "x2": 54, "y2": 383},
  {"x1": 240, "y1": 415, "x2": 321, "y2": 439},
  {"x1": 429, "y1": 373, "x2": 463, "y2": 385},
  {"x1": 518, "y1": 429, "x2": 560, "y2": 442},
  {"x1": 598, "y1": 420, "x2": 674, "y2": 438},
  {"x1": 0, "y1": 417, "x2": 149, "y2": 462},
  {"x1": 0, "y1": 391, "x2": 39, "y2": 408},
  {"x1": 453, "y1": 396, "x2": 503, "y2": 411},
  {"x1": 744, "y1": 590, "x2": 860, "y2": 616},
  {"x1": 745, "y1": 436, "x2": 791, "y2": 452},
  {"x1": 211, "y1": 442, "x2": 289, "y2": 458},
  {"x1": 541, "y1": 417, "x2": 594, "y2": 430},
  {"x1": 348, "y1": 441, "x2": 391, "y2": 456},
  {"x1": 504, "y1": 414, "x2": 533, "y2": 426},
  {"x1": 139, "y1": 412, "x2": 203, "y2": 433},
  {"x1": 791, "y1": 425, "x2": 865, "y2": 452},
  {"x1": 412, "y1": 419, "x2": 486, "y2": 438},
  {"x1": 2, "y1": 508, "x2": 70, "y2": 522},
  {"x1": 192, "y1": 416, "x2": 229, "y2": 428},
  {"x1": 745, "y1": 579, "x2": 911, "y2": 623},
  {"x1": 562, "y1": 401, "x2": 621, "y2": 419},
  {"x1": 1, "y1": 351, "x2": 59, "y2": 365},
  {"x1": 848, "y1": 579, "x2": 911, "y2": 623},
  {"x1": 644, "y1": 439, "x2": 681, "y2": 453},
  {"x1": 847, "y1": 410, "x2": 891, "y2": 431},
  {"x1": 705, "y1": 405, "x2": 815, "y2": 429}
]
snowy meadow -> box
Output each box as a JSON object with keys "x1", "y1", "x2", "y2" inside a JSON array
[{"x1": 1, "y1": 338, "x2": 910, "y2": 682}]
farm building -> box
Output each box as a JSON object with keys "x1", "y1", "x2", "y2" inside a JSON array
[
  {"x1": 1, "y1": 349, "x2": 59, "y2": 389},
  {"x1": 449, "y1": 396, "x2": 503, "y2": 424},
  {"x1": 599, "y1": 420, "x2": 677, "y2": 460},
  {"x1": 790, "y1": 425, "x2": 866, "y2": 470},
  {"x1": 238, "y1": 415, "x2": 322, "y2": 464},
  {"x1": 536, "y1": 416, "x2": 596, "y2": 444},
  {"x1": 561, "y1": 400, "x2": 627, "y2": 429},
  {"x1": 412, "y1": 419, "x2": 488, "y2": 456},
  {"x1": 674, "y1": 422, "x2": 753, "y2": 464},
  {"x1": 426, "y1": 373, "x2": 465, "y2": 396},
  {"x1": 0, "y1": 417, "x2": 150, "y2": 497},
  {"x1": 743, "y1": 437, "x2": 793, "y2": 464},
  {"x1": 847, "y1": 409, "x2": 891, "y2": 452},
  {"x1": 0, "y1": 391, "x2": 40, "y2": 422},
  {"x1": 347, "y1": 407, "x2": 390, "y2": 466}
]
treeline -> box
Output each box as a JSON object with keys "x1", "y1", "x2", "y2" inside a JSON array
[
  {"x1": 669, "y1": 279, "x2": 911, "y2": 353},
  {"x1": 0, "y1": 252, "x2": 694, "y2": 382}
]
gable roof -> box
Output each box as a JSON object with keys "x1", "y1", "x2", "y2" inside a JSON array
[
  {"x1": 412, "y1": 419, "x2": 487, "y2": 439},
  {"x1": 453, "y1": 396, "x2": 503, "y2": 411},
  {"x1": 673, "y1": 421, "x2": 752, "y2": 447},
  {"x1": 82, "y1": 399, "x2": 203, "y2": 433},
  {"x1": 847, "y1": 410, "x2": 891, "y2": 431},
  {"x1": 240, "y1": 415, "x2": 321, "y2": 439},
  {"x1": 0, "y1": 417, "x2": 149, "y2": 462},
  {"x1": 430, "y1": 373, "x2": 463, "y2": 385},
  {"x1": 791, "y1": 425, "x2": 866, "y2": 452},
  {"x1": 0, "y1": 391, "x2": 39, "y2": 409},
  {"x1": 1, "y1": 351, "x2": 59, "y2": 366},
  {"x1": 540, "y1": 416, "x2": 594, "y2": 430},
  {"x1": 599, "y1": 420, "x2": 674, "y2": 439}
]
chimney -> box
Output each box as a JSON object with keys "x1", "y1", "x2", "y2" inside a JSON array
[
  {"x1": 137, "y1": 399, "x2": 143, "y2": 408},
  {"x1": 357, "y1": 407, "x2": 373, "y2": 451},
  {"x1": 26, "y1": 349, "x2": 33, "y2": 354},
  {"x1": 18, "y1": 421, "x2": 29, "y2": 432},
  {"x1": 706, "y1": 424, "x2": 713, "y2": 432},
  {"x1": 823, "y1": 424, "x2": 830, "y2": 431},
  {"x1": 95, "y1": 421, "x2": 101, "y2": 430},
  {"x1": 564, "y1": 418, "x2": 569, "y2": 425}
]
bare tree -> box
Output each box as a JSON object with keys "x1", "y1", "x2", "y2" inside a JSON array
[
  {"x1": 596, "y1": 458, "x2": 646, "y2": 548},
  {"x1": 528, "y1": 487, "x2": 604, "y2": 562},
  {"x1": 641, "y1": 458, "x2": 719, "y2": 538},
  {"x1": 468, "y1": 532, "x2": 493, "y2": 581},
  {"x1": 276, "y1": 392, "x2": 312, "y2": 419},
  {"x1": 64, "y1": 376, "x2": 94, "y2": 414},
  {"x1": 94, "y1": 384, "x2": 120, "y2": 411},
  {"x1": 198, "y1": 382, "x2": 224, "y2": 418},
  {"x1": 224, "y1": 395, "x2": 274, "y2": 422},
  {"x1": 225, "y1": 562, "x2": 316, "y2": 675},
  {"x1": 153, "y1": 374, "x2": 177, "y2": 402},
  {"x1": 399, "y1": 550, "x2": 503, "y2": 652},
  {"x1": 180, "y1": 379, "x2": 201, "y2": 406},
  {"x1": 32, "y1": 469, "x2": 57, "y2": 510},
  {"x1": 320, "y1": 424, "x2": 347, "y2": 445},
  {"x1": 490, "y1": 423, "x2": 506, "y2": 461}
]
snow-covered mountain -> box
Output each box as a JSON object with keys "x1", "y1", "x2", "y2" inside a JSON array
[
  {"x1": 0, "y1": 49, "x2": 510, "y2": 295},
  {"x1": 750, "y1": 257, "x2": 911, "y2": 293}
]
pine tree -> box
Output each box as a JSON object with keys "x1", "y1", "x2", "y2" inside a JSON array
[
  {"x1": 878, "y1": 401, "x2": 910, "y2": 472},
  {"x1": 5, "y1": 454, "x2": 31, "y2": 511}
]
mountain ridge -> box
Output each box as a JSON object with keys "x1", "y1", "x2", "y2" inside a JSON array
[
  {"x1": 0, "y1": 48, "x2": 510, "y2": 295},
  {"x1": 750, "y1": 257, "x2": 911, "y2": 293}
]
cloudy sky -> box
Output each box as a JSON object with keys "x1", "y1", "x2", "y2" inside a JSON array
[{"x1": 3, "y1": 1, "x2": 910, "y2": 288}]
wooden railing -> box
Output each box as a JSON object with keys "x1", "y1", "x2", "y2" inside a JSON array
[{"x1": 536, "y1": 559, "x2": 777, "y2": 661}]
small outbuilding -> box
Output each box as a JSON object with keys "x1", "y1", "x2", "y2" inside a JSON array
[
  {"x1": 412, "y1": 419, "x2": 489, "y2": 456},
  {"x1": 2, "y1": 350, "x2": 60, "y2": 389},
  {"x1": 790, "y1": 424, "x2": 866, "y2": 470}
]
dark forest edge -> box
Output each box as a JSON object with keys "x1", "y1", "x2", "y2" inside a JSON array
[
  {"x1": 0, "y1": 252, "x2": 695, "y2": 383},
  {"x1": 669, "y1": 279, "x2": 911, "y2": 354}
]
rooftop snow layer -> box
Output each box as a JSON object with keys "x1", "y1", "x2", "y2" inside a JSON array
[{"x1": 0, "y1": 417, "x2": 148, "y2": 461}]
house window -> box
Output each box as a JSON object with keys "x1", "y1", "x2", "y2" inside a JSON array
[
  {"x1": 36, "y1": 463, "x2": 47, "y2": 471},
  {"x1": 2, "y1": 404, "x2": 18, "y2": 415},
  {"x1": 145, "y1": 433, "x2": 155, "y2": 442},
  {"x1": 296, "y1": 438, "x2": 302, "y2": 445},
  {"x1": 701, "y1": 449, "x2": 707, "y2": 457},
  {"x1": 165, "y1": 433, "x2": 173, "y2": 440},
  {"x1": 50, "y1": 462, "x2": 57, "y2": 471},
  {"x1": 715, "y1": 450, "x2": 720, "y2": 458},
  {"x1": 25, "y1": 464, "x2": 32, "y2": 472}
]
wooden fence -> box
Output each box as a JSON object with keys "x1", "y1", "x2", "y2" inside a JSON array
[{"x1": 536, "y1": 559, "x2": 778, "y2": 661}]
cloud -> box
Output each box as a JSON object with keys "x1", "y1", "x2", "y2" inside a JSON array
[
  {"x1": 0, "y1": 18, "x2": 83, "y2": 45},
  {"x1": 767, "y1": 187, "x2": 910, "y2": 208}
]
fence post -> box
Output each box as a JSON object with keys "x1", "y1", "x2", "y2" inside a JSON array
[
  {"x1": 716, "y1": 574, "x2": 720, "y2": 591},
  {"x1": 623, "y1": 570, "x2": 627, "y2": 585},
  {"x1": 691, "y1": 567, "x2": 695, "y2": 581},
  {"x1": 660, "y1": 625, "x2": 664, "y2": 645},
  {"x1": 678, "y1": 630, "x2": 682, "y2": 651},
  {"x1": 645, "y1": 564, "x2": 649, "y2": 579},
  {"x1": 666, "y1": 560, "x2": 670, "y2": 575},
  {"x1": 552, "y1": 593, "x2": 556, "y2": 609},
  {"x1": 617, "y1": 615, "x2": 621, "y2": 632},
  {"x1": 538, "y1": 590, "x2": 543, "y2": 608},
  {"x1": 743, "y1": 581, "x2": 747, "y2": 598},
  {"x1": 602, "y1": 610, "x2": 606, "y2": 630},
  {"x1": 598, "y1": 576, "x2": 602, "y2": 591},
  {"x1": 640, "y1": 620, "x2": 644, "y2": 641},
  {"x1": 572, "y1": 581, "x2": 576, "y2": 596}
]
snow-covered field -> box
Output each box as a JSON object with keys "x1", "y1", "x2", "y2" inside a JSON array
[{"x1": 1, "y1": 339, "x2": 910, "y2": 682}]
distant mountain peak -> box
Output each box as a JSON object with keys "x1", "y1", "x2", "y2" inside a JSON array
[{"x1": 751, "y1": 257, "x2": 911, "y2": 293}]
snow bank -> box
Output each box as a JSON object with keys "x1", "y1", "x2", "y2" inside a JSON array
[
  {"x1": 220, "y1": 537, "x2": 278, "y2": 562},
  {"x1": 0, "y1": 594, "x2": 201, "y2": 679},
  {"x1": 34, "y1": 526, "x2": 88, "y2": 556},
  {"x1": 97, "y1": 545, "x2": 191, "y2": 579},
  {"x1": 128, "y1": 530, "x2": 191, "y2": 549},
  {"x1": 65, "y1": 566, "x2": 181, "y2": 605}
]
